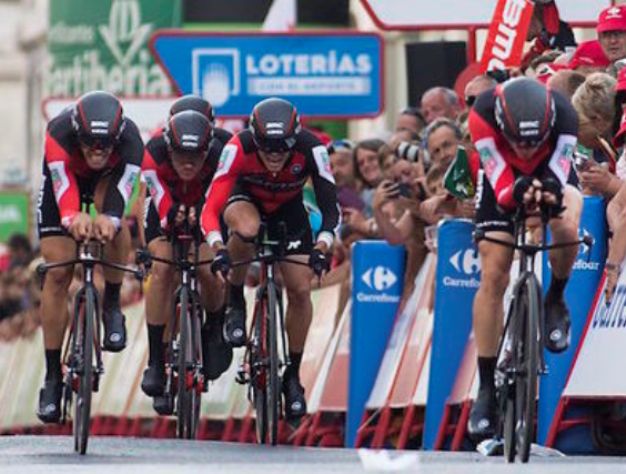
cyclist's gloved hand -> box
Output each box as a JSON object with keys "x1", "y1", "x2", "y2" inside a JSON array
[
  {"x1": 211, "y1": 248, "x2": 231, "y2": 276},
  {"x1": 309, "y1": 248, "x2": 329, "y2": 277},
  {"x1": 540, "y1": 177, "x2": 565, "y2": 217},
  {"x1": 512, "y1": 176, "x2": 535, "y2": 205}
]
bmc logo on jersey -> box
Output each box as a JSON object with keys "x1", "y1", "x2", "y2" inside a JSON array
[
  {"x1": 362, "y1": 266, "x2": 398, "y2": 291},
  {"x1": 449, "y1": 249, "x2": 481, "y2": 275}
]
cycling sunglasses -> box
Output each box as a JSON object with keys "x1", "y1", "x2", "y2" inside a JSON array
[{"x1": 78, "y1": 133, "x2": 115, "y2": 151}]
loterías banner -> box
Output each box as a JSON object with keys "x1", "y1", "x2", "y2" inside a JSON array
[{"x1": 480, "y1": 0, "x2": 535, "y2": 72}]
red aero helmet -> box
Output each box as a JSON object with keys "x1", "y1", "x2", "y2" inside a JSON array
[
  {"x1": 164, "y1": 110, "x2": 213, "y2": 154},
  {"x1": 72, "y1": 90, "x2": 125, "y2": 150},
  {"x1": 249, "y1": 97, "x2": 301, "y2": 153}
]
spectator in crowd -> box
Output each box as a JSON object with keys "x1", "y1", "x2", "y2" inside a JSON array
[
  {"x1": 464, "y1": 75, "x2": 497, "y2": 109},
  {"x1": 420, "y1": 87, "x2": 462, "y2": 124},
  {"x1": 568, "y1": 39, "x2": 610, "y2": 74},
  {"x1": 7, "y1": 233, "x2": 32, "y2": 270},
  {"x1": 394, "y1": 107, "x2": 426, "y2": 136},
  {"x1": 548, "y1": 70, "x2": 586, "y2": 101},
  {"x1": 424, "y1": 118, "x2": 463, "y2": 170},
  {"x1": 572, "y1": 72, "x2": 622, "y2": 198},
  {"x1": 352, "y1": 138, "x2": 386, "y2": 216},
  {"x1": 328, "y1": 139, "x2": 364, "y2": 212},
  {"x1": 596, "y1": 5, "x2": 626, "y2": 69}
]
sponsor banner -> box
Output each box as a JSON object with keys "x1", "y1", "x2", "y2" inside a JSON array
[
  {"x1": 347, "y1": 241, "x2": 405, "y2": 447},
  {"x1": 480, "y1": 0, "x2": 535, "y2": 72},
  {"x1": 423, "y1": 219, "x2": 479, "y2": 450},
  {"x1": 0, "y1": 191, "x2": 30, "y2": 243},
  {"x1": 150, "y1": 31, "x2": 383, "y2": 118},
  {"x1": 46, "y1": 0, "x2": 180, "y2": 98},
  {"x1": 361, "y1": 0, "x2": 610, "y2": 29},
  {"x1": 538, "y1": 196, "x2": 607, "y2": 446}
]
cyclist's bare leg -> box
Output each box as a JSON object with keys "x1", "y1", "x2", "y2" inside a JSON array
[
  {"x1": 197, "y1": 242, "x2": 224, "y2": 314},
  {"x1": 548, "y1": 185, "x2": 582, "y2": 279},
  {"x1": 40, "y1": 236, "x2": 76, "y2": 351},
  {"x1": 279, "y1": 255, "x2": 313, "y2": 354},
  {"x1": 145, "y1": 238, "x2": 175, "y2": 326},
  {"x1": 223, "y1": 201, "x2": 260, "y2": 285},
  {"x1": 473, "y1": 234, "x2": 514, "y2": 358}
]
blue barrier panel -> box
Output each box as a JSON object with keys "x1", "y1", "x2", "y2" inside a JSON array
[
  {"x1": 346, "y1": 240, "x2": 405, "y2": 448},
  {"x1": 538, "y1": 195, "x2": 606, "y2": 449},
  {"x1": 423, "y1": 219, "x2": 479, "y2": 449}
]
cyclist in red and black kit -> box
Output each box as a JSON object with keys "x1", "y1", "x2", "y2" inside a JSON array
[
  {"x1": 37, "y1": 91, "x2": 143, "y2": 423},
  {"x1": 201, "y1": 98, "x2": 339, "y2": 420},
  {"x1": 467, "y1": 78, "x2": 582, "y2": 440},
  {"x1": 140, "y1": 110, "x2": 232, "y2": 406},
  {"x1": 169, "y1": 94, "x2": 233, "y2": 146}
]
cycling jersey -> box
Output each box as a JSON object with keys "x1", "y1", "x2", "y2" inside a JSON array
[
  {"x1": 201, "y1": 129, "x2": 339, "y2": 248},
  {"x1": 141, "y1": 129, "x2": 223, "y2": 230},
  {"x1": 213, "y1": 127, "x2": 233, "y2": 147},
  {"x1": 41, "y1": 107, "x2": 143, "y2": 229},
  {"x1": 469, "y1": 88, "x2": 578, "y2": 211}
]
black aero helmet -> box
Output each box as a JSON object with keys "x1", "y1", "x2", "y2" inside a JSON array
[
  {"x1": 249, "y1": 98, "x2": 300, "y2": 153},
  {"x1": 169, "y1": 95, "x2": 215, "y2": 124},
  {"x1": 494, "y1": 77, "x2": 556, "y2": 148},
  {"x1": 72, "y1": 91, "x2": 125, "y2": 150},
  {"x1": 164, "y1": 110, "x2": 213, "y2": 154}
]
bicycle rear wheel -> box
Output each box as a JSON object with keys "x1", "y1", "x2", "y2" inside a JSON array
[
  {"x1": 516, "y1": 274, "x2": 540, "y2": 463},
  {"x1": 266, "y1": 281, "x2": 280, "y2": 446},
  {"x1": 74, "y1": 285, "x2": 96, "y2": 455}
]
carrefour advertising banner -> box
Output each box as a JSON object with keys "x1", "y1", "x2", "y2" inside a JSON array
[
  {"x1": 0, "y1": 192, "x2": 30, "y2": 243},
  {"x1": 47, "y1": 0, "x2": 181, "y2": 97},
  {"x1": 424, "y1": 219, "x2": 479, "y2": 449},
  {"x1": 150, "y1": 32, "x2": 383, "y2": 117},
  {"x1": 348, "y1": 241, "x2": 405, "y2": 447}
]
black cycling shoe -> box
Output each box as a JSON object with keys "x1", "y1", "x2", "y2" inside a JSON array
[
  {"x1": 102, "y1": 307, "x2": 127, "y2": 352},
  {"x1": 467, "y1": 389, "x2": 498, "y2": 442},
  {"x1": 153, "y1": 394, "x2": 174, "y2": 416},
  {"x1": 222, "y1": 304, "x2": 246, "y2": 348},
  {"x1": 37, "y1": 378, "x2": 63, "y2": 424},
  {"x1": 282, "y1": 374, "x2": 307, "y2": 420},
  {"x1": 141, "y1": 364, "x2": 166, "y2": 397},
  {"x1": 544, "y1": 296, "x2": 571, "y2": 353},
  {"x1": 203, "y1": 316, "x2": 234, "y2": 381}
]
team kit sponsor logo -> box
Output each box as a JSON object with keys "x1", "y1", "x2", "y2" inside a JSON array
[{"x1": 357, "y1": 266, "x2": 400, "y2": 303}]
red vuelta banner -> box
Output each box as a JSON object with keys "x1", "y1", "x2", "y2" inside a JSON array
[{"x1": 480, "y1": 0, "x2": 535, "y2": 72}]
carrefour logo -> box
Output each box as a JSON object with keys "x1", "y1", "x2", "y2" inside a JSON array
[
  {"x1": 357, "y1": 266, "x2": 400, "y2": 303},
  {"x1": 444, "y1": 248, "x2": 481, "y2": 289},
  {"x1": 362, "y1": 266, "x2": 397, "y2": 291}
]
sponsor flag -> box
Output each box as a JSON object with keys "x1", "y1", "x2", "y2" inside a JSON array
[
  {"x1": 443, "y1": 146, "x2": 475, "y2": 200},
  {"x1": 480, "y1": 0, "x2": 535, "y2": 72}
]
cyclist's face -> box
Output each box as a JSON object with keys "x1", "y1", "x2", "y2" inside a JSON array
[
  {"x1": 171, "y1": 149, "x2": 206, "y2": 181},
  {"x1": 81, "y1": 144, "x2": 113, "y2": 170},
  {"x1": 258, "y1": 149, "x2": 291, "y2": 173}
]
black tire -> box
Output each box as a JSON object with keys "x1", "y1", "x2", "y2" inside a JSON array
[
  {"x1": 176, "y1": 287, "x2": 196, "y2": 439},
  {"x1": 516, "y1": 274, "x2": 540, "y2": 463},
  {"x1": 74, "y1": 285, "x2": 95, "y2": 455},
  {"x1": 266, "y1": 281, "x2": 280, "y2": 446},
  {"x1": 252, "y1": 295, "x2": 268, "y2": 444},
  {"x1": 501, "y1": 283, "x2": 519, "y2": 463}
]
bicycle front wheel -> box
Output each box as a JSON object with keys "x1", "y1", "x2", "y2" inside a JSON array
[
  {"x1": 266, "y1": 281, "x2": 280, "y2": 446},
  {"x1": 515, "y1": 274, "x2": 540, "y2": 463},
  {"x1": 252, "y1": 291, "x2": 268, "y2": 444},
  {"x1": 74, "y1": 284, "x2": 96, "y2": 455},
  {"x1": 176, "y1": 287, "x2": 199, "y2": 439}
]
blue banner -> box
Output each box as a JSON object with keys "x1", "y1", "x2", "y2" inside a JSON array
[
  {"x1": 538, "y1": 195, "x2": 607, "y2": 450},
  {"x1": 347, "y1": 241, "x2": 405, "y2": 447},
  {"x1": 423, "y1": 219, "x2": 479, "y2": 450},
  {"x1": 150, "y1": 31, "x2": 383, "y2": 118}
]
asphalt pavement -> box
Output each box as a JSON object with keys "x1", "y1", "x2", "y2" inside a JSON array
[{"x1": 1, "y1": 436, "x2": 626, "y2": 473}]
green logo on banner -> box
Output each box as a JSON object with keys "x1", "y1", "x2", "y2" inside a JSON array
[
  {"x1": 0, "y1": 192, "x2": 30, "y2": 243},
  {"x1": 46, "y1": 0, "x2": 181, "y2": 97}
]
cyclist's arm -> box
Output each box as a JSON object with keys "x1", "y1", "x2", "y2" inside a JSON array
[
  {"x1": 101, "y1": 120, "x2": 143, "y2": 229},
  {"x1": 473, "y1": 136, "x2": 517, "y2": 210},
  {"x1": 200, "y1": 141, "x2": 243, "y2": 247},
  {"x1": 543, "y1": 93, "x2": 579, "y2": 187},
  {"x1": 44, "y1": 133, "x2": 81, "y2": 228},
  {"x1": 141, "y1": 149, "x2": 174, "y2": 228},
  {"x1": 308, "y1": 144, "x2": 340, "y2": 249}
]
